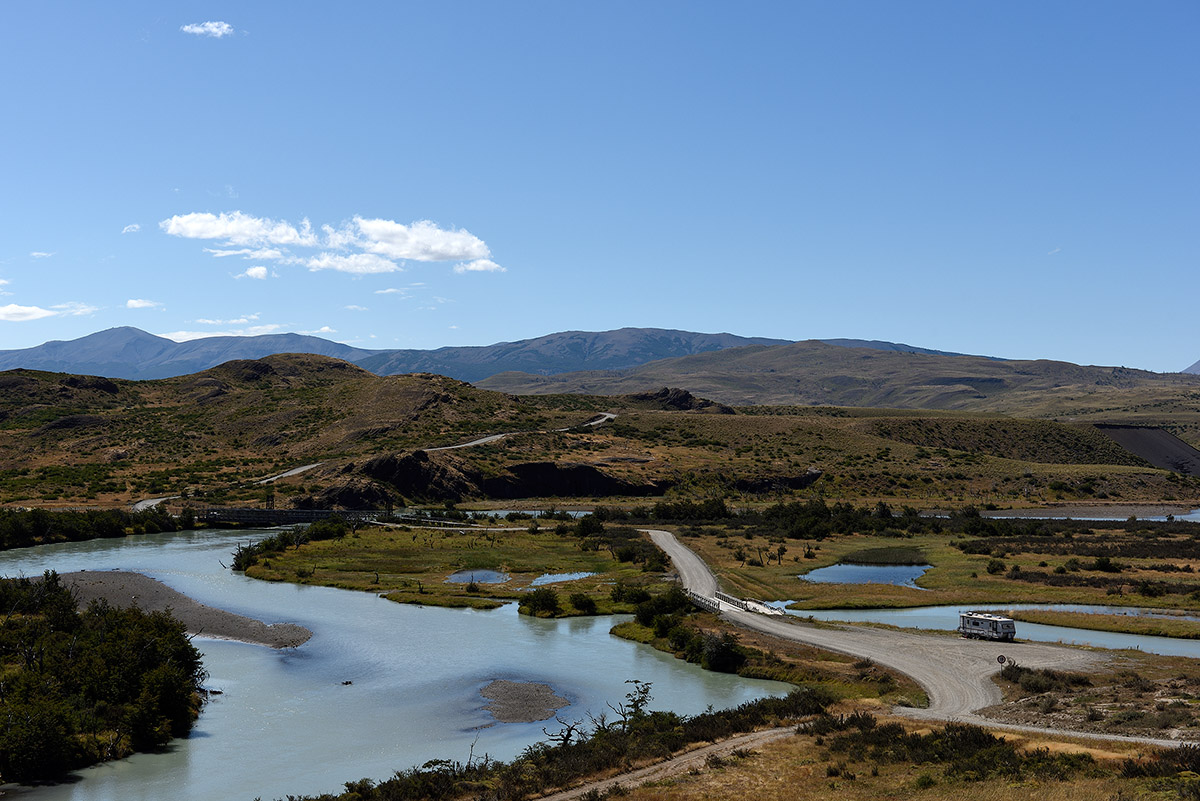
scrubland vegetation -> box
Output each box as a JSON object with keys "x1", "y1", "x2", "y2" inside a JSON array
[{"x1": 2, "y1": 356, "x2": 1197, "y2": 509}]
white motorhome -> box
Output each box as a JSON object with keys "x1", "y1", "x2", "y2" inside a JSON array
[{"x1": 957, "y1": 611, "x2": 1016, "y2": 641}]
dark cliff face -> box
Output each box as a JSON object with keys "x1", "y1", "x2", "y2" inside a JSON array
[
  {"x1": 295, "y1": 450, "x2": 667, "y2": 507},
  {"x1": 358, "y1": 451, "x2": 483, "y2": 501},
  {"x1": 480, "y1": 462, "x2": 663, "y2": 499}
]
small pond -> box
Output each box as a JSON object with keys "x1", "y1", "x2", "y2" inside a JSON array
[
  {"x1": 801, "y1": 563, "x2": 932, "y2": 589},
  {"x1": 530, "y1": 571, "x2": 597, "y2": 586},
  {"x1": 445, "y1": 569, "x2": 509, "y2": 584}
]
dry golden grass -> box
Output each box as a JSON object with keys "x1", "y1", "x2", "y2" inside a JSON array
[{"x1": 616, "y1": 720, "x2": 1139, "y2": 801}]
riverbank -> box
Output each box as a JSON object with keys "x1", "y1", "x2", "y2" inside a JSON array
[
  {"x1": 60, "y1": 570, "x2": 312, "y2": 648},
  {"x1": 1007, "y1": 608, "x2": 1200, "y2": 640}
]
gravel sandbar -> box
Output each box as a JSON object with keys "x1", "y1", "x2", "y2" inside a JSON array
[
  {"x1": 481, "y1": 679, "x2": 569, "y2": 723},
  {"x1": 60, "y1": 570, "x2": 312, "y2": 648}
]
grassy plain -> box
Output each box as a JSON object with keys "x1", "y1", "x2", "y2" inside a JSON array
[
  {"x1": 243, "y1": 523, "x2": 656, "y2": 612},
  {"x1": 678, "y1": 525, "x2": 1200, "y2": 613}
]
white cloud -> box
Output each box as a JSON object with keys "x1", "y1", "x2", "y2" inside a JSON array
[
  {"x1": 307, "y1": 252, "x2": 398, "y2": 274},
  {"x1": 181, "y1": 21, "x2": 234, "y2": 38},
  {"x1": 453, "y1": 258, "x2": 506, "y2": 274},
  {"x1": 164, "y1": 210, "x2": 504, "y2": 284},
  {"x1": 29, "y1": 251, "x2": 54, "y2": 259},
  {"x1": 126, "y1": 298, "x2": 161, "y2": 309},
  {"x1": 121, "y1": 223, "x2": 141, "y2": 234},
  {"x1": 374, "y1": 287, "x2": 408, "y2": 295},
  {"x1": 51, "y1": 302, "x2": 99, "y2": 316},
  {"x1": 159, "y1": 323, "x2": 281, "y2": 341},
  {"x1": 321, "y1": 223, "x2": 362, "y2": 250},
  {"x1": 195, "y1": 314, "x2": 259, "y2": 325},
  {"x1": 299, "y1": 326, "x2": 337, "y2": 335},
  {"x1": 355, "y1": 217, "x2": 490, "y2": 262},
  {"x1": 204, "y1": 247, "x2": 284, "y2": 260},
  {"x1": 161, "y1": 211, "x2": 317, "y2": 248},
  {"x1": 0, "y1": 303, "x2": 57, "y2": 322},
  {"x1": 344, "y1": 304, "x2": 368, "y2": 311}
]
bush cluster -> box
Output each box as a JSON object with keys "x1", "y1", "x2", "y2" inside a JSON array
[
  {"x1": 231, "y1": 516, "x2": 350, "y2": 570},
  {"x1": 997, "y1": 662, "x2": 1091, "y2": 694},
  {"x1": 0, "y1": 572, "x2": 207, "y2": 784},
  {"x1": 0, "y1": 506, "x2": 195, "y2": 552},
  {"x1": 805, "y1": 712, "x2": 1093, "y2": 782}
]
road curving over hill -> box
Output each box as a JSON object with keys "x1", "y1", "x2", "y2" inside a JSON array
[{"x1": 646, "y1": 529, "x2": 1189, "y2": 747}]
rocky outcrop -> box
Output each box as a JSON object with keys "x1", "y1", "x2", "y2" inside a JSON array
[
  {"x1": 623, "y1": 387, "x2": 734, "y2": 414},
  {"x1": 731, "y1": 468, "x2": 823, "y2": 494},
  {"x1": 358, "y1": 450, "x2": 483, "y2": 501},
  {"x1": 291, "y1": 477, "x2": 397, "y2": 510}
]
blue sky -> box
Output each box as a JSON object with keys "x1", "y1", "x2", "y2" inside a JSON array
[{"x1": 1, "y1": 2, "x2": 1196, "y2": 371}]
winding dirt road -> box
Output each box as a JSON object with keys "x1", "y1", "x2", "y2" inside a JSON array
[
  {"x1": 646, "y1": 529, "x2": 1186, "y2": 746},
  {"x1": 426, "y1": 413, "x2": 617, "y2": 452}
]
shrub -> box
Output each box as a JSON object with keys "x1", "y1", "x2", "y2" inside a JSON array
[
  {"x1": 569, "y1": 593, "x2": 597, "y2": 615},
  {"x1": 521, "y1": 588, "x2": 560, "y2": 616}
]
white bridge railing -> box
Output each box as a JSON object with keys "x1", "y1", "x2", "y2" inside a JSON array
[
  {"x1": 715, "y1": 591, "x2": 751, "y2": 612},
  {"x1": 686, "y1": 590, "x2": 721, "y2": 614},
  {"x1": 687, "y1": 588, "x2": 786, "y2": 617}
]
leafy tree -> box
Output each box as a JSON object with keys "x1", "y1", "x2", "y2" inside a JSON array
[{"x1": 521, "y1": 588, "x2": 561, "y2": 616}]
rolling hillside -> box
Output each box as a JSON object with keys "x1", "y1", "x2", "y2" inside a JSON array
[
  {"x1": 478, "y1": 340, "x2": 1200, "y2": 437},
  {"x1": 0, "y1": 355, "x2": 1194, "y2": 509}
]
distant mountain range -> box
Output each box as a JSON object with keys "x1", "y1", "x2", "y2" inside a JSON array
[
  {"x1": 476, "y1": 340, "x2": 1200, "y2": 417},
  {"x1": 17, "y1": 327, "x2": 1196, "y2": 420},
  {"x1": 0, "y1": 326, "x2": 795, "y2": 382},
  {"x1": 0, "y1": 328, "x2": 376, "y2": 381}
]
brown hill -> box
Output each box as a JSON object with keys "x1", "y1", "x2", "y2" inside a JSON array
[{"x1": 477, "y1": 341, "x2": 1200, "y2": 441}]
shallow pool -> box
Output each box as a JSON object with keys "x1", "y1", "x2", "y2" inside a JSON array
[
  {"x1": 445, "y1": 568, "x2": 510, "y2": 583},
  {"x1": 800, "y1": 562, "x2": 932, "y2": 589},
  {"x1": 530, "y1": 571, "x2": 597, "y2": 586}
]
